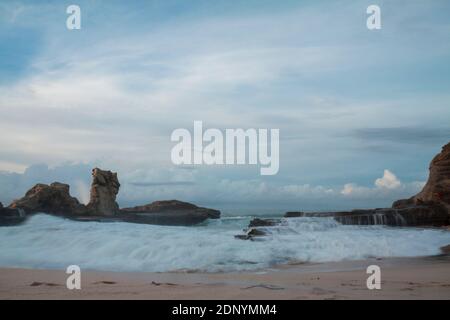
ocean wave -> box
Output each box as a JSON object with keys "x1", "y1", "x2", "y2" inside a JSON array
[{"x1": 0, "y1": 214, "x2": 448, "y2": 272}]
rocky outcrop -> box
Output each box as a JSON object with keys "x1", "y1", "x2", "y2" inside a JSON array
[
  {"x1": 86, "y1": 168, "x2": 120, "y2": 216},
  {"x1": 8, "y1": 182, "x2": 87, "y2": 216},
  {"x1": 120, "y1": 200, "x2": 221, "y2": 226},
  {"x1": 284, "y1": 204, "x2": 449, "y2": 227},
  {"x1": 394, "y1": 143, "x2": 450, "y2": 210},
  {"x1": 285, "y1": 211, "x2": 304, "y2": 218},
  {"x1": 121, "y1": 200, "x2": 219, "y2": 218},
  {"x1": 390, "y1": 142, "x2": 450, "y2": 226},
  {"x1": 0, "y1": 202, "x2": 27, "y2": 226},
  {"x1": 235, "y1": 228, "x2": 268, "y2": 240},
  {"x1": 282, "y1": 142, "x2": 450, "y2": 227},
  {"x1": 3, "y1": 168, "x2": 220, "y2": 226},
  {"x1": 235, "y1": 218, "x2": 281, "y2": 240}
]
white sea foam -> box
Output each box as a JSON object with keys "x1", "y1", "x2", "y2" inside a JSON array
[{"x1": 0, "y1": 214, "x2": 449, "y2": 272}]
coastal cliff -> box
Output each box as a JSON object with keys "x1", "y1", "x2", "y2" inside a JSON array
[{"x1": 287, "y1": 142, "x2": 450, "y2": 227}]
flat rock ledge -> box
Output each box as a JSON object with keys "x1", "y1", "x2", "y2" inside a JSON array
[
  {"x1": 119, "y1": 200, "x2": 220, "y2": 226},
  {"x1": 284, "y1": 204, "x2": 449, "y2": 227}
]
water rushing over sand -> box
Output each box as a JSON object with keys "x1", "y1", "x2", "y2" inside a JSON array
[{"x1": 0, "y1": 214, "x2": 449, "y2": 273}]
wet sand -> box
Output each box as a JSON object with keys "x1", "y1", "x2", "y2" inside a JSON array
[{"x1": 0, "y1": 255, "x2": 449, "y2": 300}]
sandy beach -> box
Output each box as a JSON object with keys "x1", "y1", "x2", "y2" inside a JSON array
[{"x1": 1, "y1": 255, "x2": 449, "y2": 300}]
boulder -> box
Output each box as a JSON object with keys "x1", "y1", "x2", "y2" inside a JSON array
[
  {"x1": 86, "y1": 168, "x2": 120, "y2": 216},
  {"x1": 235, "y1": 227, "x2": 268, "y2": 240},
  {"x1": 8, "y1": 182, "x2": 87, "y2": 216},
  {"x1": 120, "y1": 200, "x2": 221, "y2": 225},
  {"x1": 235, "y1": 219, "x2": 279, "y2": 240}
]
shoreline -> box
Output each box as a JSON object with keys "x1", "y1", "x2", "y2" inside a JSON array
[{"x1": 1, "y1": 255, "x2": 449, "y2": 300}]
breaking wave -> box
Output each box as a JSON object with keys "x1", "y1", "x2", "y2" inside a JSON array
[{"x1": 0, "y1": 214, "x2": 449, "y2": 272}]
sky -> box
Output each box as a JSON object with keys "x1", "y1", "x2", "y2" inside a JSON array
[{"x1": 0, "y1": 0, "x2": 449, "y2": 212}]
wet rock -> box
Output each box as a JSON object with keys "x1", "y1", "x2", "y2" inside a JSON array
[
  {"x1": 248, "y1": 228, "x2": 267, "y2": 237},
  {"x1": 9, "y1": 182, "x2": 87, "y2": 216},
  {"x1": 331, "y1": 206, "x2": 448, "y2": 226},
  {"x1": 284, "y1": 205, "x2": 449, "y2": 227},
  {"x1": 248, "y1": 218, "x2": 279, "y2": 227},
  {"x1": 235, "y1": 227, "x2": 269, "y2": 240},
  {"x1": 86, "y1": 168, "x2": 120, "y2": 216},
  {"x1": 284, "y1": 212, "x2": 304, "y2": 218},
  {"x1": 0, "y1": 205, "x2": 27, "y2": 226},
  {"x1": 234, "y1": 234, "x2": 250, "y2": 240}
]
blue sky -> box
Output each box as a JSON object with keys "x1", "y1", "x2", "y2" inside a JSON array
[{"x1": 0, "y1": 0, "x2": 449, "y2": 211}]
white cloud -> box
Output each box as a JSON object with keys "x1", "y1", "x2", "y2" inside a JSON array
[
  {"x1": 341, "y1": 183, "x2": 357, "y2": 196},
  {"x1": 340, "y1": 169, "x2": 424, "y2": 200},
  {"x1": 375, "y1": 169, "x2": 401, "y2": 189}
]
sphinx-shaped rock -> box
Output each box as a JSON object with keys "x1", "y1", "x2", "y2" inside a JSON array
[
  {"x1": 8, "y1": 182, "x2": 87, "y2": 216},
  {"x1": 86, "y1": 168, "x2": 120, "y2": 216}
]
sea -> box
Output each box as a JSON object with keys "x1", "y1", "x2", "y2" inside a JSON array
[{"x1": 0, "y1": 212, "x2": 449, "y2": 273}]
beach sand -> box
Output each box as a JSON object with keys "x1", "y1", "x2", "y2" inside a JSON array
[{"x1": 0, "y1": 255, "x2": 449, "y2": 300}]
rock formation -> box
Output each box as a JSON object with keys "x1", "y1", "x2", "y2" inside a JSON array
[
  {"x1": 86, "y1": 168, "x2": 120, "y2": 216},
  {"x1": 283, "y1": 205, "x2": 449, "y2": 227},
  {"x1": 120, "y1": 200, "x2": 221, "y2": 225},
  {"x1": 282, "y1": 142, "x2": 450, "y2": 227},
  {"x1": 5, "y1": 142, "x2": 447, "y2": 228},
  {"x1": 235, "y1": 228, "x2": 267, "y2": 240},
  {"x1": 2, "y1": 169, "x2": 220, "y2": 226},
  {"x1": 121, "y1": 200, "x2": 220, "y2": 218},
  {"x1": 235, "y1": 218, "x2": 280, "y2": 240},
  {"x1": 393, "y1": 142, "x2": 450, "y2": 210},
  {"x1": 8, "y1": 182, "x2": 87, "y2": 216}
]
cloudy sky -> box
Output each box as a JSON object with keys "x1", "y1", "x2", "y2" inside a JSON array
[{"x1": 0, "y1": 0, "x2": 449, "y2": 212}]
